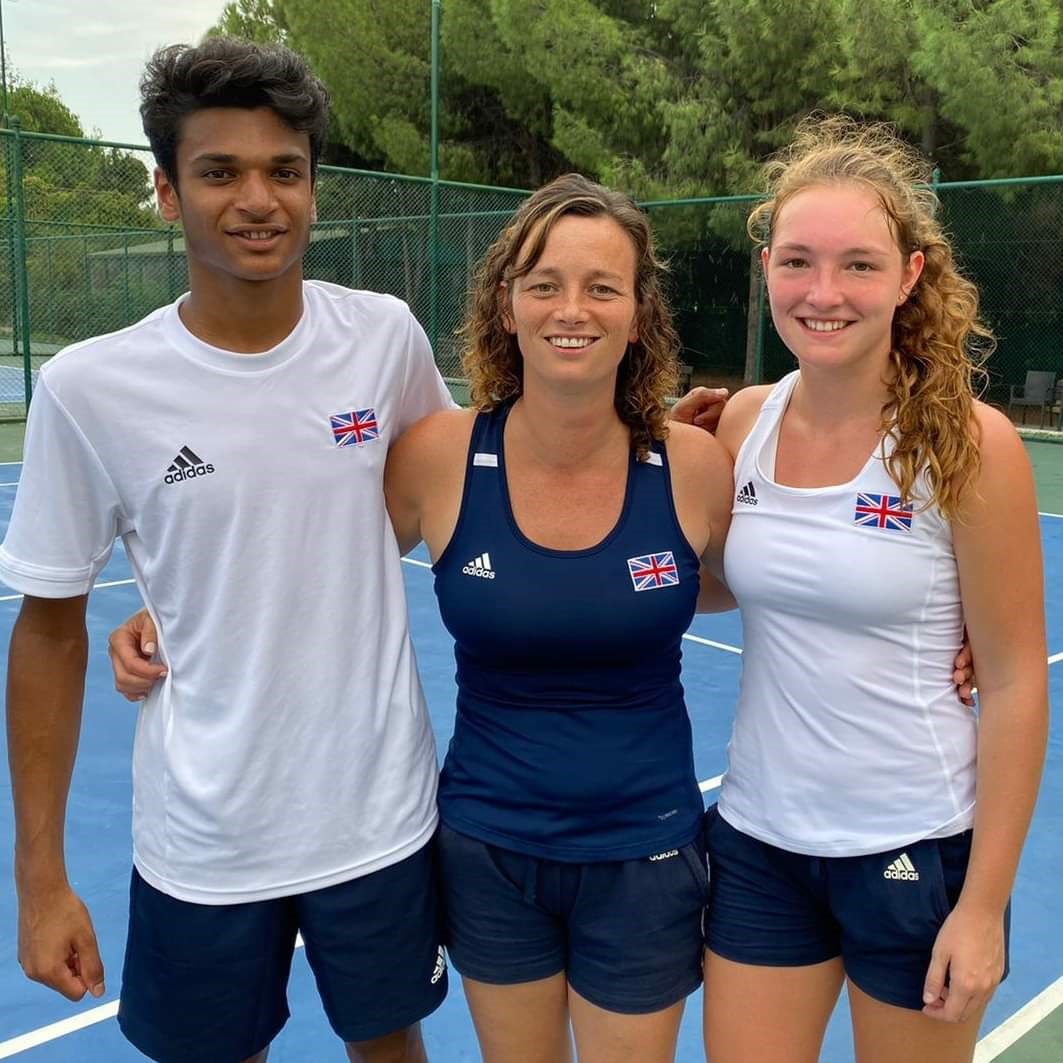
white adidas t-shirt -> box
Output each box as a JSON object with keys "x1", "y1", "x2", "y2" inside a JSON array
[
  {"x1": 719, "y1": 371, "x2": 976, "y2": 857},
  {"x1": 0, "y1": 281, "x2": 452, "y2": 903}
]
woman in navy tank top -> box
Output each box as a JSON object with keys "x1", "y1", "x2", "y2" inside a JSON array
[{"x1": 385, "y1": 175, "x2": 734, "y2": 1061}]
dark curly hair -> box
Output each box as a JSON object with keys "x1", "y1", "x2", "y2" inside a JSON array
[
  {"x1": 461, "y1": 174, "x2": 681, "y2": 460},
  {"x1": 140, "y1": 38, "x2": 330, "y2": 185}
]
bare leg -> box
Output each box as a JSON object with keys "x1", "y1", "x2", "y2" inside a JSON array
[
  {"x1": 345, "y1": 1023, "x2": 428, "y2": 1063},
  {"x1": 463, "y1": 973, "x2": 572, "y2": 1063},
  {"x1": 848, "y1": 979, "x2": 985, "y2": 1063},
  {"x1": 569, "y1": 985, "x2": 684, "y2": 1063},
  {"x1": 703, "y1": 949, "x2": 844, "y2": 1063},
  {"x1": 242, "y1": 1050, "x2": 269, "y2": 1063}
]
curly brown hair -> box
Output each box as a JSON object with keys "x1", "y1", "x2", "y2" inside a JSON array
[
  {"x1": 748, "y1": 115, "x2": 994, "y2": 520},
  {"x1": 460, "y1": 173, "x2": 680, "y2": 460}
]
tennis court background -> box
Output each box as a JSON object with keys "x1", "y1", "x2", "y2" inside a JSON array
[
  {"x1": 0, "y1": 126, "x2": 1059, "y2": 1060},
  {"x1": 0, "y1": 440, "x2": 1058, "y2": 1061}
]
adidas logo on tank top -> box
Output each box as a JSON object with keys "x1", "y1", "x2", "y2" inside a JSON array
[
  {"x1": 462, "y1": 553, "x2": 496, "y2": 579},
  {"x1": 736, "y1": 481, "x2": 758, "y2": 505}
]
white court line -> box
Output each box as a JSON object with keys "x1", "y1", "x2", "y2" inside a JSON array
[
  {"x1": 0, "y1": 1003, "x2": 119, "y2": 1059},
  {"x1": 683, "y1": 632, "x2": 742, "y2": 655},
  {"x1": 1048, "y1": 651, "x2": 1063, "y2": 666},
  {"x1": 0, "y1": 937, "x2": 308, "y2": 1058},
  {"x1": 401, "y1": 557, "x2": 432, "y2": 569},
  {"x1": 0, "y1": 460, "x2": 22, "y2": 467},
  {"x1": 0, "y1": 482, "x2": 19, "y2": 487},
  {"x1": 1039, "y1": 510, "x2": 1063, "y2": 519},
  {"x1": 974, "y1": 975, "x2": 1063, "y2": 1061},
  {"x1": 699, "y1": 774, "x2": 724, "y2": 793}
]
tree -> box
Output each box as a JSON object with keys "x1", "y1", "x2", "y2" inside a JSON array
[
  {"x1": 4, "y1": 78, "x2": 157, "y2": 229},
  {"x1": 1, "y1": 78, "x2": 164, "y2": 346},
  {"x1": 202, "y1": 1, "x2": 1063, "y2": 192},
  {"x1": 213, "y1": 0, "x2": 289, "y2": 43}
]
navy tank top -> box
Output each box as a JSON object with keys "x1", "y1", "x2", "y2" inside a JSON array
[{"x1": 433, "y1": 403, "x2": 703, "y2": 862}]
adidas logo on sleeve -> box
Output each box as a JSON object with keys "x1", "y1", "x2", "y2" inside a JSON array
[
  {"x1": 736, "y1": 481, "x2": 758, "y2": 506},
  {"x1": 462, "y1": 553, "x2": 496, "y2": 579},
  {"x1": 883, "y1": 852, "x2": 920, "y2": 881},
  {"x1": 164, "y1": 445, "x2": 216, "y2": 485}
]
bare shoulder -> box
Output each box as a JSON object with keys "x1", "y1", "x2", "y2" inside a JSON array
[
  {"x1": 665, "y1": 420, "x2": 733, "y2": 476},
  {"x1": 664, "y1": 421, "x2": 735, "y2": 526},
  {"x1": 957, "y1": 401, "x2": 1035, "y2": 523},
  {"x1": 391, "y1": 407, "x2": 476, "y2": 463},
  {"x1": 716, "y1": 384, "x2": 774, "y2": 460},
  {"x1": 971, "y1": 401, "x2": 1026, "y2": 461}
]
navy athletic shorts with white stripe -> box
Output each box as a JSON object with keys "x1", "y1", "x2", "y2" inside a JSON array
[
  {"x1": 704, "y1": 806, "x2": 1010, "y2": 1010},
  {"x1": 117, "y1": 840, "x2": 447, "y2": 1063}
]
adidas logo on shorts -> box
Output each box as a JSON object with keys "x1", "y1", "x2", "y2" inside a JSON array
[
  {"x1": 164, "y1": 445, "x2": 215, "y2": 485},
  {"x1": 736, "y1": 481, "x2": 758, "y2": 506},
  {"x1": 430, "y1": 946, "x2": 446, "y2": 985},
  {"x1": 883, "y1": 852, "x2": 920, "y2": 881},
  {"x1": 649, "y1": 849, "x2": 679, "y2": 862},
  {"x1": 462, "y1": 552, "x2": 496, "y2": 579}
]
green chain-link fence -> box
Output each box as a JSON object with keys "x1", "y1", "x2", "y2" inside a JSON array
[
  {"x1": 0, "y1": 127, "x2": 526, "y2": 413},
  {"x1": 1, "y1": 126, "x2": 1061, "y2": 421},
  {"x1": 648, "y1": 178, "x2": 1063, "y2": 416}
]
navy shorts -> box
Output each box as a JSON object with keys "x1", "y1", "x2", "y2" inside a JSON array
[
  {"x1": 117, "y1": 841, "x2": 447, "y2": 1063},
  {"x1": 436, "y1": 822, "x2": 708, "y2": 1015},
  {"x1": 704, "y1": 807, "x2": 1010, "y2": 1010}
]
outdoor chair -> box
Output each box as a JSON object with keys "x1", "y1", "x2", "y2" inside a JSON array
[{"x1": 1007, "y1": 370, "x2": 1057, "y2": 427}]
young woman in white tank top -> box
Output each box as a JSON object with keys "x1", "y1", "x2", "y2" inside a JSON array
[{"x1": 696, "y1": 117, "x2": 1048, "y2": 1063}]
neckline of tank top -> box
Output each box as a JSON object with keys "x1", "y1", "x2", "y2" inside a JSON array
[
  {"x1": 492, "y1": 402, "x2": 644, "y2": 558},
  {"x1": 758, "y1": 374, "x2": 893, "y2": 495}
]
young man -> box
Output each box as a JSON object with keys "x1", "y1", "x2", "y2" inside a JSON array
[{"x1": 2, "y1": 39, "x2": 450, "y2": 1063}]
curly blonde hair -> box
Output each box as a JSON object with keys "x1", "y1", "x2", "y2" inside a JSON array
[
  {"x1": 460, "y1": 173, "x2": 680, "y2": 460},
  {"x1": 748, "y1": 115, "x2": 994, "y2": 520}
]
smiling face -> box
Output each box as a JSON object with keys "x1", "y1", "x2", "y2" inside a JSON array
[
  {"x1": 504, "y1": 213, "x2": 640, "y2": 391},
  {"x1": 155, "y1": 106, "x2": 315, "y2": 290},
  {"x1": 764, "y1": 182, "x2": 924, "y2": 374}
]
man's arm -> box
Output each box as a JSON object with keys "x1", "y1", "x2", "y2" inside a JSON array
[{"x1": 8, "y1": 594, "x2": 105, "y2": 1001}]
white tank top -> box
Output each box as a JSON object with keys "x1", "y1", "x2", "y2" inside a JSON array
[{"x1": 719, "y1": 371, "x2": 976, "y2": 856}]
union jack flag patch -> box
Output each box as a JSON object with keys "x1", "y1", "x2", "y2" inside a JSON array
[
  {"x1": 853, "y1": 492, "x2": 914, "y2": 532},
  {"x1": 627, "y1": 551, "x2": 679, "y2": 592},
  {"x1": 330, "y1": 408, "x2": 379, "y2": 447}
]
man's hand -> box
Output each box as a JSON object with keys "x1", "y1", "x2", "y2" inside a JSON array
[
  {"x1": 108, "y1": 609, "x2": 165, "y2": 701},
  {"x1": 17, "y1": 879, "x2": 104, "y2": 1001},
  {"x1": 670, "y1": 387, "x2": 729, "y2": 434}
]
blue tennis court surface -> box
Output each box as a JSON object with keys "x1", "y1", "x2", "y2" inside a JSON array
[{"x1": 0, "y1": 462, "x2": 1059, "y2": 1061}]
